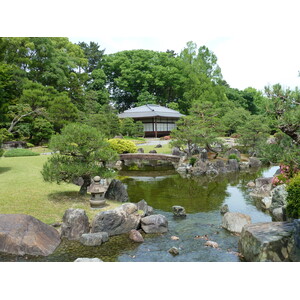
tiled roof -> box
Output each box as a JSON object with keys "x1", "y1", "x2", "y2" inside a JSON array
[{"x1": 118, "y1": 104, "x2": 184, "y2": 118}]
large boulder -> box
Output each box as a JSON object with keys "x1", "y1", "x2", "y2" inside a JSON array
[
  {"x1": 141, "y1": 214, "x2": 168, "y2": 234},
  {"x1": 91, "y1": 203, "x2": 141, "y2": 236},
  {"x1": 104, "y1": 179, "x2": 129, "y2": 202},
  {"x1": 61, "y1": 209, "x2": 90, "y2": 240},
  {"x1": 238, "y1": 222, "x2": 295, "y2": 262},
  {"x1": 0, "y1": 214, "x2": 61, "y2": 256},
  {"x1": 222, "y1": 212, "x2": 251, "y2": 233}
]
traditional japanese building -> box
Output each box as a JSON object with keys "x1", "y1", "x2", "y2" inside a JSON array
[{"x1": 118, "y1": 104, "x2": 184, "y2": 137}]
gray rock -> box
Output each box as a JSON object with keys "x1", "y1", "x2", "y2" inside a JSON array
[
  {"x1": 155, "y1": 144, "x2": 162, "y2": 148},
  {"x1": 199, "y1": 149, "x2": 208, "y2": 162},
  {"x1": 168, "y1": 247, "x2": 179, "y2": 256},
  {"x1": 238, "y1": 222, "x2": 295, "y2": 262},
  {"x1": 206, "y1": 166, "x2": 219, "y2": 177},
  {"x1": 226, "y1": 159, "x2": 239, "y2": 172},
  {"x1": 129, "y1": 229, "x2": 144, "y2": 243},
  {"x1": 91, "y1": 203, "x2": 141, "y2": 236},
  {"x1": 191, "y1": 160, "x2": 208, "y2": 176},
  {"x1": 213, "y1": 160, "x2": 228, "y2": 174},
  {"x1": 176, "y1": 166, "x2": 188, "y2": 174},
  {"x1": 61, "y1": 209, "x2": 90, "y2": 240},
  {"x1": 0, "y1": 214, "x2": 61, "y2": 256},
  {"x1": 271, "y1": 206, "x2": 287, "y2": 221},
  {"x1": 79, "y1": 232, "x2": 109, "y2": 246},
  {"x1": 270, "y1": 184, "x2": 288, "y2": 210},
  {"x1": 172, "y1": 147, "x2": 185, "y2": 157},
  {"x1": 149, "y1": 150, "x2": 157, "y2": 153},
  {"x1": 222, "y1": 212, "x2": 251, "y2": 233},
  {"x1": 261, "y1": 197, "x2": 272, "y2": 209},
  {"x1": 220, "y1": 204, "x2": 229, "y2": 215},
  {"x1": 137, "y1": 148, "x2": 144, "y2": 153},
  {"x1": 239, "y1": 162, "x2": 250, "y2": 170},
  {"x1": 74, "y1": 258, "x2": 103, "y2": 262},
  {"x1": 255, "y1": 177, "x2": 273, "y2": 188},
  {"x1": 105, "y1": 179, "x2": 129, "y2": 202},
  {"x1": 136, "y1": 199, "x2": 153, "y2": 217},
  {"x1": 141, "y1": 214, "x2": 168, "y2": 234},
  {"x1": 249, "y1": 157, "x2": 262, "y2": 168},
  {"x1": 172, "y1": 205, "x2": 187, "y2": 217},
  {"x1": 250, "y1": 177, "x2": 273, "y2": 198}
]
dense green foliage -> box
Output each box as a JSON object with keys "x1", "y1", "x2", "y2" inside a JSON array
[
  {"x1": 286, "y1": 173, "x2": 300, "y2": 219},
  {"x1": 41, "y1": 123, "x2": 118, "y2": 194},
  {"x1": 3, "y1": 148, "x2": 40, "y2": 157},
  {"x1": 108, "y1": 138, "x2": 137, "y2": 154},
  {"x1": 0, "y1": 37, "x2": 299, "y2": 170}
]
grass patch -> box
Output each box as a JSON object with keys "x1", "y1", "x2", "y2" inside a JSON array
[
  {"x1": 4, "y1": 148, "x2": 40, "y2": 157},
  {"x1": 0, "y1": 155, "x2": 121, "y2": 224},
  {"x1": 138, "y1": 143, "x2": 172, "y2": 154}
]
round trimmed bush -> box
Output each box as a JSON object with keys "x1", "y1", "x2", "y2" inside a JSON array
[
  {"x1": 286, "y1": 173, "x2": 300, "y2": 219},
  {"x1": 3, "y1": 149, "x2": 40, "y2": 157},
  {"x1": 108, "y1": 138, "x2": 137, "y2": 154}
]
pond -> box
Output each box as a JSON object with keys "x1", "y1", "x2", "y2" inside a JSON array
[{"x1": 0, "y1": 166, "x2": 278, "y2": 262}]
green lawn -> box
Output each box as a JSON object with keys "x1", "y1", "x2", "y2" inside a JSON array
[
  {"x1": 137, "y1": 143, "x2": 172, "y2": 154},
  {"x1": 0, "y1": 155, "x2": 121, "y2": 224}
]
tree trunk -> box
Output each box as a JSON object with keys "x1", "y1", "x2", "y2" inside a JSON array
[{"x1": 79, "y1": 176, "x2": 91, "y2": 195}]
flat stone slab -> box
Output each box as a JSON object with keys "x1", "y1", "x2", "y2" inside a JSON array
[
  {"x1": 238, "y1": 222, "x2": 295, "y2": 262},
  {"x1": 79, "y1": 232, "x2": 109, "y2": 246},
  {"x1": 74, "y1": 258, "x2": 103, "y2": 262}
]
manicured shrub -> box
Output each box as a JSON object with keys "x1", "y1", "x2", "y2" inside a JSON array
[
  {"x1": 26, "y1": 142, "x2": 35, "y2": 148},
  {"x1": 228, "y1": 153, "x2": 240, "y2": 161},
  {"x1": 3, "y1": 149, "x2": 40, "y2": 157},
  {"x1": 189, "y1": 157, "x2": 197, "y2": 166},
  {"x1": 286, "y1": 173, "x2": 300, "y2": 219},
  {"x1": 108, "y1": 138, "x2": 137, "y2": 154}
]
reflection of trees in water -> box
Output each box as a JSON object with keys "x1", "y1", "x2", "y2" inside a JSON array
[
  {"x1": 123, "y1": 168, "x2": 266, "y2": 214},
  {"x1": 124, "y1": 175, "x2": 228, "y2": 213}
]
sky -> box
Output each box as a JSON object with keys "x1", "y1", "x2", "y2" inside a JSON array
[{"x1": 2, "y1": 0, "x2": 300, "y2": 92}]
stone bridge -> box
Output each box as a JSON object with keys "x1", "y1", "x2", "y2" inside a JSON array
[{"x1": 119, "y1": 153, "x2": 181, "y2": 164}]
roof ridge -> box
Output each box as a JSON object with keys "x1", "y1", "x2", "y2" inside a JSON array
[{"x1": 146, "y1": 104, "x2": 155, "y2": 111}]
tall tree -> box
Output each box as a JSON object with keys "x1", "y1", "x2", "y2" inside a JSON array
[{"x1": 77, "y1": 41, "x2": 105, "y2": 73}]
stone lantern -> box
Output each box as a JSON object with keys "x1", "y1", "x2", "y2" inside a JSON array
[{"x1": 88, "y1": 176, "x2": 107, "y2": 208}]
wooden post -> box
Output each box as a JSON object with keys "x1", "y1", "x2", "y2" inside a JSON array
[{"x1": 154, "y1": 117, "x2": 157, "y2": 138}]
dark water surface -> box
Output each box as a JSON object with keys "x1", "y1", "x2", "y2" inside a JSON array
[{"x1": 0, "y1": 166, "x2": 277, "y2": 262}]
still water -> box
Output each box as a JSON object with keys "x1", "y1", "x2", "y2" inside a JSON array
[{"x1": 0, "y1": 166, "x2": 277, "y2": 262}]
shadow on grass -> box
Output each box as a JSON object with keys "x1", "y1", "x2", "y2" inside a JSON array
[
  {"x1": 48, "y1": 191, "x2": 90, "y2": 204},
  {"x1": 0, "y1": 167, "x2": 11, "y2": 175}
]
